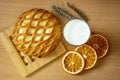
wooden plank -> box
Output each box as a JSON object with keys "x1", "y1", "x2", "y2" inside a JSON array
[{"x1": 0, "y1": 26, "x2": 66, "y2": 76}]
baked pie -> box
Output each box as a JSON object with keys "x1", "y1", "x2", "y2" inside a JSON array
[{"x1": 12, "y1": 8, "x2": 62, "y2": 57}]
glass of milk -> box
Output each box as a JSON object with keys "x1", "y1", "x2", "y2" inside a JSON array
[{"x1": 63, "y1": 19, "x2": 91, "y2": 46}]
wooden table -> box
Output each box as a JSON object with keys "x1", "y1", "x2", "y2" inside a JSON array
[{"x1": 0, "y1": 0, "x2": 120, "y2": 80}]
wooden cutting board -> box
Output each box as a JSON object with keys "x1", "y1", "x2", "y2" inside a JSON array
[{"x1": 0, "y1": 26, "x2": 66, "y2": 76}]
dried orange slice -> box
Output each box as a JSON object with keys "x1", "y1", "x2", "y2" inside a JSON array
[
  {"x1": 86, "y1": 34, "x2": 109, "y2": 58},
  {"x1": 62, "y1": 51, "x2": 84, "y2": 74},
  {"x1": 75, "y1": 45, "x2": 97, "y2": 69}
]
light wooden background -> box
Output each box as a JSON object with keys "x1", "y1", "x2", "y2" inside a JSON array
[{"x1": 0, "y1": 0, "x2": 120, "y2": 80}]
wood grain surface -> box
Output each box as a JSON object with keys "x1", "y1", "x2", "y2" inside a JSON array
[{"x1": 0, "y1": 0, "x2": 120, "y2": 80}]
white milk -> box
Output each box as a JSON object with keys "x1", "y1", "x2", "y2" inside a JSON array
[{"x1": 63, "y1": 19, "x2": 91, "y2": 46}]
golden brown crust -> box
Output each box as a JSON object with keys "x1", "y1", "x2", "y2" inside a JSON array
[{"x1": 12, "y1": 8, "x2": 62, "y2": 57}]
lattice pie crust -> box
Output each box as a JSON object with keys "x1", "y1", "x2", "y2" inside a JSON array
[{"x1": 12, "y1": 8, "x2": 62, "y2": 57}]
